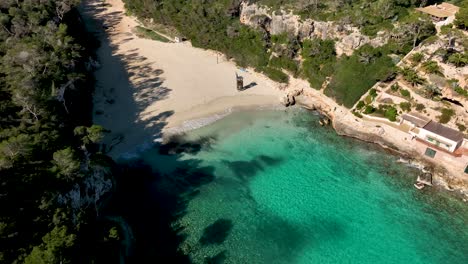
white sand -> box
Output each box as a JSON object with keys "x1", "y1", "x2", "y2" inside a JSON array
[
  {"x1": 80, "y1": 0, "x2": 468, "y2": 190},
  {"x1": 80, "y1": 0, "x2": 283, "y2": 157}
]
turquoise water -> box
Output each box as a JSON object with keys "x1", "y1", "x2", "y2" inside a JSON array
[{"x1": 139, "y1": 109, "x2": 468, "y2": 264}]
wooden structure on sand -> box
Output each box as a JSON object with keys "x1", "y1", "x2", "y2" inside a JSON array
[{"x1": 236, "y1": 73, "x2": 243, "y2": 91}]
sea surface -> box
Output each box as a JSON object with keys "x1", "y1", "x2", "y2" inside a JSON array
[{"x1": 136, "y1": 109, "x2": 468, "y2": 264}]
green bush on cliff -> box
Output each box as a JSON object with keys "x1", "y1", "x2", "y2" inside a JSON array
[
  {"x1": 438, "y1": 108, "x2": 455, "y2": 124},
  {"x1": 262, "y1": 67, "x2": 289, "y2": 83},
  {"x1": 301, "y1": 39, "x2": 336, "y2": 89},
  {"x1": 325, "y1": 45, "x2": 396, "y2": 108},
  {"x1": 269, "y1": 56, "x2": 299, "y2": 76}
]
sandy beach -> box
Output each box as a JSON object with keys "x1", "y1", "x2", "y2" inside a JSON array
[
  {"x1": 80, "y1": 0, "x2": 283, "y2": 157},
  {"x1": 80, "y1": 0, "x2": 468, "y2": 194}
]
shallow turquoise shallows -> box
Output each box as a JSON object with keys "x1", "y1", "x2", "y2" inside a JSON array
[{"x1": 139, "y1": 109, "x2": 468, "y2": 264}]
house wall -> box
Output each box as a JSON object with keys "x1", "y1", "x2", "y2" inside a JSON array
[{"x1": 418, "y1": 129, "x2": 459, "y2": 152}]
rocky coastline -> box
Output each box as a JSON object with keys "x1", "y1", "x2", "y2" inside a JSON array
[{"x1": 280, "y1": 87, "x2": 468, "y2": 200}]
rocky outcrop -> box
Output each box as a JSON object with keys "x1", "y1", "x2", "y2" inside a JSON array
[
  {"x1": 240, "y1": 2, "x2": 388, "y2": 56},
  {"x1": 280, "y1": 88, "x2": 303, "y2": 107}
]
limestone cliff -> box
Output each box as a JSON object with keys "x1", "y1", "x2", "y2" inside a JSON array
[{"x1": 239, "y1": 2, "x2": 388, "y2": 56}]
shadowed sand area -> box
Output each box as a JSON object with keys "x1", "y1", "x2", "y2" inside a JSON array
[{"x1": 80, "y1": 0, "x2": 283, "y2": 158}]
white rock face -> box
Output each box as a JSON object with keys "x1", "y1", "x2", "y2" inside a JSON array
[{"x1": 239, "y1": 2, "x2": 389, "y2": 56}]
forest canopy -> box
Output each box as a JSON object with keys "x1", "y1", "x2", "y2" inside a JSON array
[{"x1": 0, "y1": 0, "x2": 115, "y2": 263}]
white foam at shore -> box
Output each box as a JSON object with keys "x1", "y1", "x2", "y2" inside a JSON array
[
  {"x1": 165, "y1": 108, "x2": 234, "y2": 136},
  {"x1": 164, "y1": 104, "x2": 287, "y2": 137},
  {"x1": 117, "y1": 105, "x2": 288, "y2": 160}
]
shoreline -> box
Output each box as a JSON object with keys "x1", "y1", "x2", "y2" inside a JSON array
[
  {"x1": 163, "y1": 101, "x2": 285, "y2": 139},
  {"x1": 82, "y1": 0, "x2": 468, "y2": 198},
  {"x1": 81, "y1": 0, "x2": 283, "y2": 159},
  {"x1": 293, "y1": 93, "x2": 468, "y2": 199}
]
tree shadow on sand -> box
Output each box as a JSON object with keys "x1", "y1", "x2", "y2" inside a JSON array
[
  {"x1": 80, "y1": 2, "x2": 212, "y2": 263},
  {"x1": 81, "y1": 1, "x2": 171, "y2": 155}
]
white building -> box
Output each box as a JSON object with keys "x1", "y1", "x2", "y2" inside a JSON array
[{"x1": 401, "y1": 112, "x2": 465, "y2": 153}]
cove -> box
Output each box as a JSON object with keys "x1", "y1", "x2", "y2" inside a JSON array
[{"x1": 129, "y1": 109, "x2": 468, "y2": 263}]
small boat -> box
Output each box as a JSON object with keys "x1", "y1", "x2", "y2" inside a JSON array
[{"x1": 414, "y1": 182, "x2": 425, "y2": 190}]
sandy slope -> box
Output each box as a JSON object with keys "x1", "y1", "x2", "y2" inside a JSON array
[{"x1": 80, "y1": 0, "x2": 283, "y2": 157}]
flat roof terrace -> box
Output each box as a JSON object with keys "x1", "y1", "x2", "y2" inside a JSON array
[{"x1": 416, "y1": 3, "x2": 460, "y2": 18}]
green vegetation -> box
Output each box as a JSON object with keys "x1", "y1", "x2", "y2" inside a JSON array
[
  {"x1": 263, "y1": 67, "x2": 289, "y2": 83},
  {"x1": 399, "y1": 67, "x2": 425, "y2": 87},
  {"x1": 269, "y1": 56, "x2": 299, "y2": 76},
  {"x1": 457, "y1": 123, "x2": 466, "y2": 132},
  {"x1": 364, "y1": 105, "x2": 376, "y2": 114},
  {"x1": 416, "y1": 103, "x2": 425, "y2": 111},
  {"x1": 438, "y1": 108, "x2": 455, "y2": 124},
  {"x1": 301, "y1": 39, "x2": 336, "y2": 88},
  {"x1": 400, "y1": 102, "x2": 412, "y2": 112},
  {"x1": 325, "y1": 45, "x2": 396, "y2": 107},
  {"x1": 400, "y1": 89, "x2": 411, "y2": 98},
  {"x1": 455, "y1": 1, "x2": 468, "y2": 29},
  {"x1": 447, "y1": 52, "x2": 468, "y2": 67},
  {"x1": 0, "y1": 0, "x2": 444, "y2": 262},
  {"x1": 384, "y1": 106, "x2": 398, "y2": 121},
  {"x1": 410, "y1": 53, "x2": 424, "y2": 64},
  {"x1": 135, "y1": 26, "x2": 170, "y2": 42},
  {"x1": 0, "y1": 1, "x2": 118, "y2": 263},
  {"x1": 366, "y1": 104, "x2": 398, "y2": 121},
  {"x1": 352, "y1": 111, "x2": 363, "y2": 118},
  {"x1": 454, "y1": 86, "x2": 468, "y2": 97},
  {"x1": 356, "y1": 101, "x2": 365, "y2": 109},
  {"x1": 421, "y1": 60, "x2": 442, "y2": 75}
]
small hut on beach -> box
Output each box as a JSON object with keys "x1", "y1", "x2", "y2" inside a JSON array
[{"x1": 236, "y1": 73, "x2": 244, "y2": 91}]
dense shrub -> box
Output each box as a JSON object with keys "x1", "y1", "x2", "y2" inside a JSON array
[
  {"x1": 326, "y1": 46, "x2": 396, "y2": 107},
  {"x1": 356, "y1": 101, "x2": 365, "y2": 109},
  {"x1": 399, "y1": 67, "x2": 425, "y2": 87},
  {"x1": 385, "y1": 106, "x2": 398, "y2": 121},
  {"x1": 364, "y1": 105, "x2": 376, "y2": 114},
  {"x1": 416, "y1": 103, "x2": 425, "y2": 111},
  {"x1": 301, "y1": 39, "x2": 336, "y2": 88},
  {"x1": 400, "y1": 102, "x2": 412, "y2": 112},
  {"x1": 457, "y1": 123, "x2": 466, "y2": 132},
  {"x1": 262, "y1": 67, "x2": 289, "y2": 83},
  {"x1": 454, "y1": 86, "x2": 468, "y2": 97},
  {"x1": 422, "y1": 60, "x2": 442, "y2": 75},
  {"x1": 455, "y1": 2, "x2": 468, "y2": 29},
  {"x1": 269, "y1": 56, "x2": 299, "y2": 75},
  {"x1": 400, "y1": 89, "x2": 410, "y2": 97},
  {"x1": 447, "y1": 52, "x2": 468, "y2": 67},
  {"x1": 410, "y1": 53, "x2": 424, "y2": 64},
  {"x1": 438, "y1": 108, "x2": 455, "y2": 124}
]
